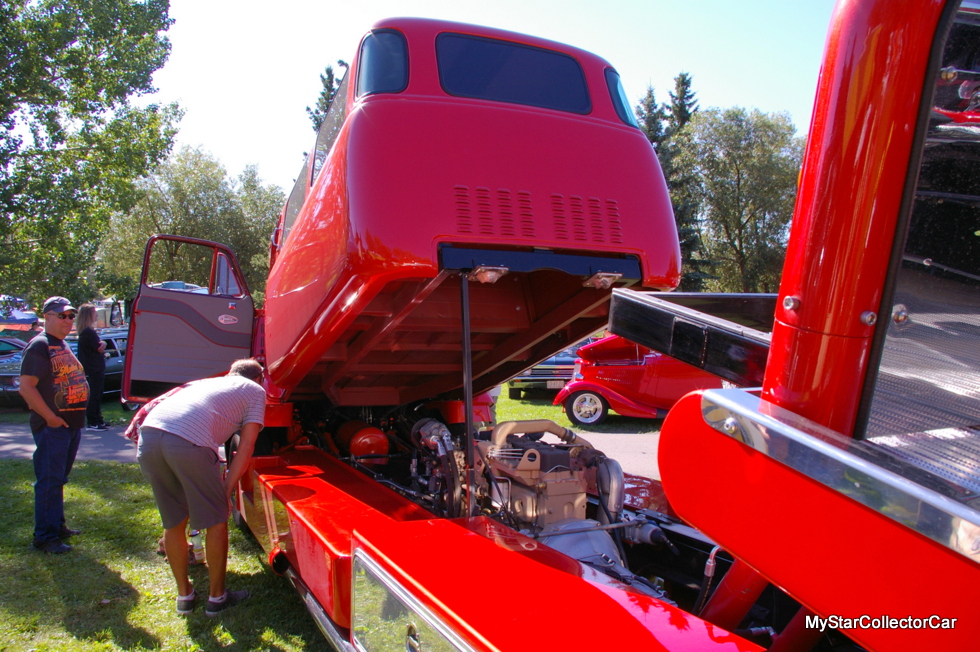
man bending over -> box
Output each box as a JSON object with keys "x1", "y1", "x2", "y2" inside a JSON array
[{"x1": 137, "y1": 358, "x2": 265, "y2": 617}]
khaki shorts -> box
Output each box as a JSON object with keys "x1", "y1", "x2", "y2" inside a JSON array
[{"x1": 137, "y1": 427, "x2": 229, "y2": 530}]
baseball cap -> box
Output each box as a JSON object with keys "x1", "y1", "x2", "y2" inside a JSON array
[{"x1": 42, "y1": 296, "x2": 77, "y2": 314}]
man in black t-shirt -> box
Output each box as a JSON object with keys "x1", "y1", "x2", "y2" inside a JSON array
[{"x1": 19, "y1": 296, "x2": 89, "y2": 554}]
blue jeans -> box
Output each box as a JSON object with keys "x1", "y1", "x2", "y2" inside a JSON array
[{"x1": 33, "y1": 426, "x2": 81, "y2": 543}]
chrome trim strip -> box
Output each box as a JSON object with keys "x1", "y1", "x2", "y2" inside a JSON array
[
  {"x1": 284, "y1": 568, "x2": 356, "y2": 652},
  {"x1": 353, "y1": 550, "x2": 476, "y2": 652},
  {"x1": 700, "y1": 389, "x2": 980, "y2": 562}
]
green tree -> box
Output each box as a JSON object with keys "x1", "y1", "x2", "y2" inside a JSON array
[
  {"x1": 0, "y1": 0, "x2": 181, "y2": 307},
  {"x1": 661, "y1": 73, "x2": 712, "y2": 291},
  {"x1": 675, "y1": 108, "x2": 804, "y2": 293},
  {"x1": 635, "y1": 85, "x2": 667, "y2": 148},
  {"x1": 306, "y1": 60, "x2": 349, "y2": 132},
  {"x1": 634, "y1": 73, "x2": 711, "y2": 291},
  {"x1": 97, "y1": 147, "x2": 285, "y2": 305},
  {"x1": 666, "y1": 72, "x2": 699, "y2": 138}
]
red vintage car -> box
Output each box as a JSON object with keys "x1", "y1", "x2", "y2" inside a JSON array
[
  {"x1": 555, "y1": 334, "x2": 723, "y2": 425},
  {"x1": 556, "y1": 293, "x2": 777, "y2": 425}
]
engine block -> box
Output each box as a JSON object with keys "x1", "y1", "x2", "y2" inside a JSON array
[{"x1": 479, "y1": 434, "x2": 588, "y2": 531}]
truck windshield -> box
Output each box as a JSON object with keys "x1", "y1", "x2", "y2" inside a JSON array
[{"x1": 436, "y1": 33, "x2": 591, "y2": 114}]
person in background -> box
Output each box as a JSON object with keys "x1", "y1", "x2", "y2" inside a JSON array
[
  {"x1": 137, "y1": 358, "x2": 266, "y2": 617},
  {"x1": 75, "y1": 303, "x2": 108, "y2": 431},
  {"x1": 19, "y1": 296, "x2": 89, "y2": 554}
]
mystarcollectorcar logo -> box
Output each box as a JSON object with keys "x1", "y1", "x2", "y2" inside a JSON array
[{"x1": 805, "y1": 614, "x2": 958, "y2": 632}]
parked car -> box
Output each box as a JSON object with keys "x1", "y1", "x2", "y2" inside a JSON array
[
  {"x1": 0, "y1": 336, "x2": 26, "y2": 361},
  {"x1": 0, "y1": 328, "x2": 131, "y2": 408},
  {"x1": 0, "y1": 355, "x2": 23, "y2": 406},
  {"x1": 506, "y1": 338, "x2": 594, "y2": 399},
  {"x1": 554, "y1": 335, "x2": 724, "y2": 425}
]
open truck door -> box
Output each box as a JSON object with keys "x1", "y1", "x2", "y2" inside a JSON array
[{"x1": 123, "y1": 235, "x2": 254, "y2": 402}]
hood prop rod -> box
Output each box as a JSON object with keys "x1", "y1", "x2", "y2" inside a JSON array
[{"x1": 460, "y1": 271, "x2": 476, "y2": 517}]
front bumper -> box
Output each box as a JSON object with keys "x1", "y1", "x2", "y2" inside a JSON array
[
  {"x1": 508, "y1": 375, "x2": 571, "y2": 391},
  {"x1": 0, "y1": 379, "x2": 25, "y2": 407}
]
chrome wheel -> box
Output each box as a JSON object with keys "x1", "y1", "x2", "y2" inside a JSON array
[{"x1": 566, "y1": 391, "x2": 608, "y2": 425}]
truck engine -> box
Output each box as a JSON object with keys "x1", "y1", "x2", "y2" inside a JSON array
[{"x1": 293, "y1": 406, "x2": 696, "y2": 605}]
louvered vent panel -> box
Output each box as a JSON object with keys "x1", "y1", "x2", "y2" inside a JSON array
[
  {"x1": 454, "y1": 186, "x2": 535, "y2": 237},
  {"x1": 497, "y1": 189, "x2": 515, "y2": 236},
  {"x1": 551, "y1": 194, "x2": 569, "y2": 240},
  {"x1": 476, "y1": 187, "x2": 493, "y2": 235},
  {"x1": 551, "y1": 193, "x2": 624, "y2": 244},
  {"x1": 606, "y1": 199, "x2": 623, "y2": 243},
  {"x1": 518, "y1": 192, "x2": 535, "y2": 237},
  {"x1": 589, "y1": 197, "x2": 604, "y2": 243},
  {"x1": 456, "y1": 186, "x2": 620, "y2": 242},
  {"x1": 570, "y1": 196, "x2": 587, "y2": 241},
  {"x1": 454, "y1": 185, "x2": 473, "y2": 233},
  {"x1": 596, "y1": 367, "x2": 644, "y2": 387}
]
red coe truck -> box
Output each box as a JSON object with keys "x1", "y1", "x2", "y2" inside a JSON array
[{"x1": 124, "y1": 3, "x2": 980, "y2": 650}]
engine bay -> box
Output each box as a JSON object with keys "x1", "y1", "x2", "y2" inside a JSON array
[
  {"x1": 240, "y1": 399, "x2": 844, "y2": 650},
  {"x1": 229, "y1": 394, "x2": 879, "y2": 652}
]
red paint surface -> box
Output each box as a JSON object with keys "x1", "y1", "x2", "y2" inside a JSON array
[
  {"x1": 354, "y1": 516, "x2": 762, "y2": 651},
  {"x1": 659, "y1": 393, "x2": 980, "y2": 651}
]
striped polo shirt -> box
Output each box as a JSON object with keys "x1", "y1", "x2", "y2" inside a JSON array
[{"x1": 142, "y1": 375, "x2": 266, "y2": 449}]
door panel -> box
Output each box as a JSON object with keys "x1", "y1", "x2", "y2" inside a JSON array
[{"x1": 124, "y1": 235, "x2": 254, "y2": 401}]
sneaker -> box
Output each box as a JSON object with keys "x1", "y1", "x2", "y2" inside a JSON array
[
  {"x1": 177, "y1": 589, "x2": 197, "y2": 615},
  {"x1": 59, "y1": 525, "x2": 81, "y2": 538},
  {"x1": 33, "y1": 540, "x2": 71, "y2": 554},
  {"x1": 205, "y1": 589, "x2": 250, "y2": 617},
  {"x1": 87, "y1": 423, "x2": 108, "y2": 432}
]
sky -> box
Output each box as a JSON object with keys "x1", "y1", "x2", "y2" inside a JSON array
[{"x1": 148, "y1": 0, "x2": 839, "y2": 192}]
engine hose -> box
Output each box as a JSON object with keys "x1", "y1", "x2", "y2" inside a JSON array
[
  {"x1": 442, "y1": 451, "x2": 462, "y2": 518},
  {"x1": 596, "y1": 486, "x2": 628, "y2": 564},
  {"x1": 693, "y1": 545, "x2": 722, "y2": 616}
]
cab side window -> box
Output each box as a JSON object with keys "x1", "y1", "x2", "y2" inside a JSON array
[{"x1": 145, "y1": 241, "x2": 248, "y2": 299}]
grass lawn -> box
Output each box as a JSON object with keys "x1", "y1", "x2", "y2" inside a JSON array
[
  {"x1": 496, "y1": 390, "x2": 661, "y2": 434},
  {"x1": 0, "y1": 459, "x2": 332, "y2": 652}
]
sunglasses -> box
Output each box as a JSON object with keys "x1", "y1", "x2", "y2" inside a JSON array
[{"x1": 46, "y1": 312, "x2": 76, "y2": 320}]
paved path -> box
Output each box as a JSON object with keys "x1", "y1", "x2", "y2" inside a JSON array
[
  {"x1": 580, "y1": 430, "x2": 661, "y2": 480},
  {"x1": 0, "y1": 421, "x2": 137, "y2": 463}
]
